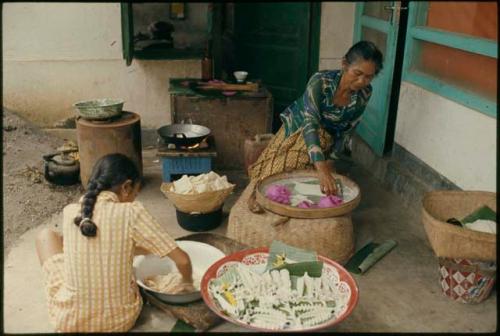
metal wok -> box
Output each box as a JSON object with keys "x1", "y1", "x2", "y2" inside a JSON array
[{"x1": 157, "y1": 123, "x2": 211, "y2": 147}]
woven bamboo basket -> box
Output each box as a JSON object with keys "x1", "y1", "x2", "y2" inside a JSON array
[
  {"x1": 161, "y1": 182, "x2": 235, "y2": 214},
  {"x1": 422, "y1": 190, "x2": 496, "y2": 261},
  {"x1": 227, "y1": 181, "x2": 355, "y2": 265},
  {"x1": 255, "y1": 170, "x2": 361, "y2": 219}
]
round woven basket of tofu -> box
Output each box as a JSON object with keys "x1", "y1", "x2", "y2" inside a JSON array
[{"x1": 161, "y1": 172, "x2": 235, "y2": 214}]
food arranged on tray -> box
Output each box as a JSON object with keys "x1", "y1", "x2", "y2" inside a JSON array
[
  {"x1": 201, "y1": 241, "x2": 358, "y2": 331},
  {"x1": 265, "y1": 177, "x2": 358, "y2": 208}
]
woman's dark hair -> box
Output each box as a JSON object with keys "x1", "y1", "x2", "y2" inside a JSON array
[
  {"x1": 344, "y1": 40, "x2": 384, "y2": 75},
  {"x1": 74, "y1": 153, "x2": 140, "y2": 237}
]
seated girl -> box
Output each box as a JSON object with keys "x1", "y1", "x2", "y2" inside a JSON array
[{"x1": 35, "y1": 153, "x2": 193, "y2": 332}]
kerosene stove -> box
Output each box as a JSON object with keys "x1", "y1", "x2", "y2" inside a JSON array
[{"x1": 156, "y1": 136, "x2": 217, "y2": 182}]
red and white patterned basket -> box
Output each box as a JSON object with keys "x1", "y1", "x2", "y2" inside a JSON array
[{"x1": 438, "y1": 257, "x2": 496, "y2": 304}]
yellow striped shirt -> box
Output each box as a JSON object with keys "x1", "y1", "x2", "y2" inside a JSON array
[{"x1": 43, "y1": 191, "x2": 177, "y2": 332}]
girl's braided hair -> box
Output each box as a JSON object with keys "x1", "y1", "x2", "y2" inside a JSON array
[{"x1": 74, "y1": 153, "x2": 140, "y2": 237}]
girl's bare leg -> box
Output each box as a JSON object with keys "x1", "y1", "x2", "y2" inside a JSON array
[{"x1": 35, "y1": 228, "x2": 63, "y2": 266}]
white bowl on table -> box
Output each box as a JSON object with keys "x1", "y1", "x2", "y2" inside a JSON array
[
  {"x1": 233, "y1": 71, "x2": 248, "y2": 83},
  {"x1": 133, "y1": 240, "x2": 225, "y2": 304}
]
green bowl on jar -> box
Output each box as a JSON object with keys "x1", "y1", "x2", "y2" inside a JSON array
[{"x1": 73, "y1": 98, "x2": 124, "y2": 120}]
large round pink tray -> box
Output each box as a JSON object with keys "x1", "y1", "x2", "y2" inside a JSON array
[{"x1": 200, "y1": 247, "x2": 359, "y2": 332}]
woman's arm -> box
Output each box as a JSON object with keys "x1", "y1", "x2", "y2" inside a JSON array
[
  {"x1": 134, "y1": 245, "x2": 194, "y2": 292},
  {"x1": 130, "y1": 202, "x2": 193, "y2": 284},
  {"x1": 134, "y1": 246, "x2": 194, "y2": 284},
  {"x1": 134, "y1": 246, "x2": 151, "y2": 256},
  {"x1": 302, "y1": 73, "x2": 327, "y2": 163},
  {"x1": 302, "y1": 73, "x2": 337, "y2": 195},
  {"x1": 167, "y1": 247, "x2": 193, "y2": 284}
]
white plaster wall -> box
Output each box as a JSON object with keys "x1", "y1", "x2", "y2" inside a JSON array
[
  {"x1": 3, "y1": 60, "x2": 200, "y2": 127},
  {"x1": 2, "y1": 3, "x2": 201, "y2": 127},
  {"x1": 396, "y1": 82, "x2": 496, "y2": 191},
  {"x1": 3, "y1": 2, "x2": 356, "y2": 127},
  {"x1": 3, "y1": 3, "x2": 122, "y2": 61},
  {"x1": 318, "y1": 2, "x2": 355, "y2": 71},
  {"x1": 318, "y1": 3, "x2": 496, "y2": 191}
]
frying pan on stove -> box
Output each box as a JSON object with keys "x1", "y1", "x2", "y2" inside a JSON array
[{"x1": 157, "y1": 123, "x2": 211, "y2": 147}]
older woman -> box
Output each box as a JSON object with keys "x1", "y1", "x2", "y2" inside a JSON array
[{"x1": 249, "y1": 40, "x2": 383, "y2": 195}]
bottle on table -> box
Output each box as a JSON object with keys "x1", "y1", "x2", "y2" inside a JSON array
[{"x1": 201, "y1": 42, "x2": 213, "y2": 82}]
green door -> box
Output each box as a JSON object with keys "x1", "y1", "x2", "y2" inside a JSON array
[
  {"x1": 233, "y1": 3, "x2": 321, "y2": 132},
  {"x1": 121, "y1": 3, "x2": 134, "y2": 66},
  {"x1": 353, "y1": 2, "x2": 405, "y2": 155}
]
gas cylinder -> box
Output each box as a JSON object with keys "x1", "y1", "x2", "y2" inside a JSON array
[
  {"x1": 76, "y1": 111, "x2": 142, "y2": 189},
  {"x1": 243, "y1": 133, "x2": 274, "y2": 172}
]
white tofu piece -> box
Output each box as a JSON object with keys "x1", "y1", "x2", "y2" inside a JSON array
[
  {"x1": 294, "y1": 182, "x2": 323, "y2": 197},
  {"x1": 205, "y1": 171, "x2": 220, "y2": 181},
  {"x1": 190, "y1": 174, "x2": 207, "y2": 184},
  {"x1": 173, "y1": 175, "x2": 193, "y2": 194},
  {"x1": 213, "y1": 176, "x2": 231, "y2": 190},
  {"x1": 465, "y1": 219, "x2": 496, "y2": 234},
  {"x1": 193, "y1": 182, "x2": 210, "y2": 193}
]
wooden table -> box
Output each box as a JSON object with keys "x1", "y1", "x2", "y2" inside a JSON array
[
  {"x1": 169, "y1": 78, "x2": 273, "y2": 169},
  {"x1": 140, "y1": 233, "x2": 249, "y2": 331}
]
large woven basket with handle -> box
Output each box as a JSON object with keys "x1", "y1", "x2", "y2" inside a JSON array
[
  {"x1": 422, "y1": 190, "x2": 496, "y2": 261},
  {"x1": 161, "y1": 182, "x2": 235, "y2": 214},
  {"x1": 227, "y1": 180, "x2": 355, "y2": 265}
]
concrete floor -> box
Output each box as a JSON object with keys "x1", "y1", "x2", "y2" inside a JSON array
[{"x1": 3, "y1": 149, "x2": 497, "y2": 333}]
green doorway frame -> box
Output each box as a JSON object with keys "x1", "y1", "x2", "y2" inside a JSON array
[
  {"x1": 308, "y1": 2, "x2": 322, "y2": 78},
  {"x1": 352, "y1": 2, "x2": 408, "y2": 155}
]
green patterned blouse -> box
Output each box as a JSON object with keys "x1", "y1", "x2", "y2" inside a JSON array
[{"x1": 280, "y1": 70, "x2": 372, "y2": 162}]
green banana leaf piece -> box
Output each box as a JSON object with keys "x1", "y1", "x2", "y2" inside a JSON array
[
  {"x1": 358, "y1": 240, "x2": 397, "y2": 273},
  {"x1": 461, "y1": 205, "x2": 496, "y2": 226},
  {"x1": 266, "y1": 240, "x2": 317, "y2": 271},
  {"x1": 345, "y1": 240, "x2": 397, "y2": 274},
  {"x1": 171, "y1": 319, "x2": 196, "y2": 332},
  {"x1": 271, "y1": 261, "x2": 324, "y2": 277},
  {"x1": 301, "y1": 179, "x2": 320, "y2": 185}
]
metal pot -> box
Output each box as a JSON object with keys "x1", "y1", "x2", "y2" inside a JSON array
[
  {"x1": 176, "y1": 206, "x2": 224, "y2": 232},
  {"x1": 43, "y1": 152, "x2": 80, "y2": 186},
  {"x1": 157, "y1": 123, "x2": 211, "y2": 147}
]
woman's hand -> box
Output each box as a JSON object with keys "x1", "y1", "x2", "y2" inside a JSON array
[
  {"x1": 167, "y1": 247, "x2": 193, "y2": 284},
  {"x1": 177, "y1": 281, "x2": 196, "y2": 294},
  {"x1": 314, "y1": 160, "x2": 337, "y2": 195}
]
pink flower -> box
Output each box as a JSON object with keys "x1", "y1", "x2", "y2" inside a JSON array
[
  {"x1": 317, "y1": 195, "x2": 343, "y2": 208},
  {"x1": 265, "y1": 184, "x2": 292, "y2": 205},
  {"x1": 297, "y1": 201, "x2": 317, "y2": 209}
]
